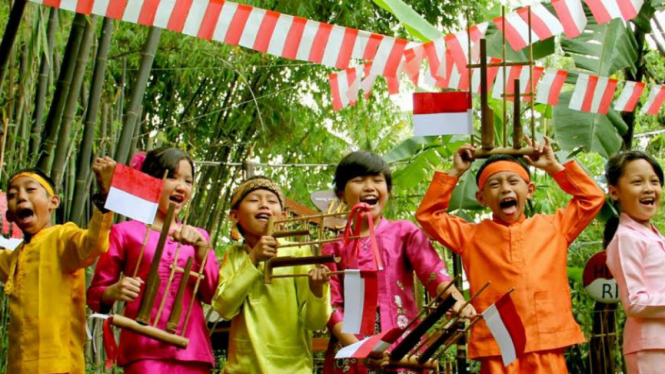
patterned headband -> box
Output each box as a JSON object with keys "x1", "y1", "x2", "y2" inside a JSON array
[{"x1": 230, "y1": 178, "x2": 284, "y2": 209}]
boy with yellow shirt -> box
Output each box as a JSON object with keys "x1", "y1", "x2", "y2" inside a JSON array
[{"x1": 0, "y1": 158, "x2": 116, "y2": 374}]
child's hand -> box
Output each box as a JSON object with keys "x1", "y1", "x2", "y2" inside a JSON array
[
  {"x1": 92, "y1": 157, "x2": 116, "y2": 196},
  {"x1": 452, "y1": 300, "x2": 477, "y2": 319},
  {"x1": 524, "y1": 136, "x2": 564, "y2": 174},
  {"x1": 103, "y1": 277, "x2": 144, "y2": 304},
  {"x1": 248, "y1": 236, "x2": 278, "y2": 266},
  {"x1": 172, "y1": 225, "x2": 209, "y2": 262},
  {"x1": 308, "y1": 265, "x2": 330, "y2": 298},
  {"x1": 450, "y1": 144, "x2": 477, "y2": 178}
]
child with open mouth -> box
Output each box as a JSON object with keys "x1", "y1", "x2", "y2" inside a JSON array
[
  {"x1": 605, "y1": 151, "x2": 665, "y2": 374},
  {"x1": 0, "y1": 160, "x2": 115, "y2": 374},
  {"x1": 417, "y1": 136, "x2": 605, "y2": 374}
]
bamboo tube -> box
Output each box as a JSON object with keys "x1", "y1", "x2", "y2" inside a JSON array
[
  {"x1": 513, "y1": 79, "x2": 523, "y2": 149},
  {"x1": 180, "y1": 247, "x2": 209, "y2": 336},
  {"x1": 479, "y1": 40, "x2": 494, "y2": 150},
  {"x1": 111, "y1": 314, "x2": 188, "y2": 348},
  {"x1": 136, "y1": 203, "x2": 176, "y2": 325},
  {"x1": 166, "y1": 256, "x2": 194, "y2": 333}
]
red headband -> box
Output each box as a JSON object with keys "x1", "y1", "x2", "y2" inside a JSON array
[{"x1": 477, "y1": 161, "x2": 530, "y2": 188}]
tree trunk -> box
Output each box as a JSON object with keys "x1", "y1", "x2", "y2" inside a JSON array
[
  {"x1": 51, "y1": 16, "x2": 98, "y2": 188},
  {"x1": 115, "y1": 27, "x2": 162, "y2": 164},
  {"x1": 71, "y1": 17, "x2": 113, "y2": 226},
  {"x1": 30, "y1": 8, "x2": 59, "y2": 158},
  {"x1": 37, "y1": 13, "x2": 87, "y2": 173},
  {"x1": 0, "y1": 0, "x2": 27, "y2": 100}
]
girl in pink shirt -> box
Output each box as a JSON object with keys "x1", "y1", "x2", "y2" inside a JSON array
[
  {"x1": 87, "y1": 147, "x2": 219, "y2": 374},
  {"x1": 322, "y1": 151, "x2": 474, "y2": 374},
  {"x1": 605, "y1": 151, "x2": 665, "y2": 374}
]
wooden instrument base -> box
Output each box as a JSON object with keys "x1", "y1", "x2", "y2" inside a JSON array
[
  {"x1": 111, "y1": 314, "x2": 189, "y2": 349},
  {"x1": 473, "y1": 146, "x2": 534, "y2": 159}
]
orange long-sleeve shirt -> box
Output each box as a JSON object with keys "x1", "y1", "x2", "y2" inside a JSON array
[{"x1": 416, "y1": 161, "x2": 605, "y2": 359}]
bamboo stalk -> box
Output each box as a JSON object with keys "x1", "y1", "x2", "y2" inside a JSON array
[
  {"x1": 0, "y1": 0, "x2": 27, "y2": 99},
  {"x1": 166, "y1": 256, "x2": 194, "y2": 333}
]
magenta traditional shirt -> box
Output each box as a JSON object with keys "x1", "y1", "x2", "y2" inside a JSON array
[
  {"x1": 606, "y1": 213, "x2": 665, "y2": 354},
  {"x1": 87, "y1": 220, "x2": 220, "y2": 367},
  {"x1": 322, "y1": 219, "x2": 452, "y2": 373}
]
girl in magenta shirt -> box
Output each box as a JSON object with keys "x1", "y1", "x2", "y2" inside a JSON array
[
  {"x1": 87, "y1": 147, "x2": 219, "y2": 373},
  {"x1": 322, "y1": 151, "x2": 474, "y2": 373}
]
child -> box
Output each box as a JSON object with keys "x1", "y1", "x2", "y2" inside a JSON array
[
  {"x1": 604, "y1": 151, "x2": 665, "y2": 374},
  {"x1": 87, "y1": 147, "x2": 219, "y2": 374},
  {"x1": 0, "y1": 159, "x2": 115, "y2": 374},
  {"x1": 212, "y1": 176, "x2": 331, "y2": 374},
  {"x1": 416, "y1": 137, "x2": 605, "y2": 374},
  {"x1": 323, "y1": 150, "x2": 474, "y2": 374}
]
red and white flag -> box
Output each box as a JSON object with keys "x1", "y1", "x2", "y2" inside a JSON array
[
  {"x1": 471, "y1": 57, "x2": 502, "y2": 94},
  {"x1": 641, "y1": 84, "x2": 665, "y2": 115},
  {"x1": 439, "y1": 50, "x2": 469, "y2": 90},
  {"x1": 404, "y1": 44, "x2": 426, "y2": 86},
  {"x1": 516, "y1": 4, "x2": 564, "y2": 42},
  {"x1": 492, "y1": 65, "x2": 544, "y2": 102},
  {"x1": 535, "y1": 69, "x2": 568, "y2": 105},
  {"x1": 584, "y1": 0, "x2": 644, "y2": 24},
  {"x1": 329, "y1": 67, "x2": 362, "y2": 111},
  {"x1": 423, "y1": 38, "x2": 447, "y2": 80},
  {"x1": 569, "y1": 74, "x2": 618, "y2": 114},
  {"x1": 481, "y1": 292, "x2": 526, "y2": 367},
  {"x1": 105, "y1": 163, "x2": 164, "y2": 225},
  {"x1": 614, "y1": 81, "x2": 645, "y2": 112},
  {"x1": 551, "y1": 0, "x2": 587, "y2": 38},
  {"x1": 342, "y1": 270, "x2": 378, "y2": 335},
  {"x1": 444, "y1": 23, "x2": 488, "y2": 71},
  {"x1": 335, "y1": 327, "x2": 404, "y2": 359},
  {"x1": 413, "y1": 92, "x2": 473, "y2": 136},
  {"x1": 493, "y1": 12, "x2": 540, "y2": 51}
]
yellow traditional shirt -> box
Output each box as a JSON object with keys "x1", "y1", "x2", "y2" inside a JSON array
[
  {"x1": 0, "y1": 209, "x2": 113, "y2": 374},
  {"x1": 213, "y1": 241, "x2": 331, "y2": 374}
]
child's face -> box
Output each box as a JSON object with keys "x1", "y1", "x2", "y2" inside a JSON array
[
  {"x1": 476, "y1": 171, "x2": 534, "y2": 224},
  {"x1": 609, "y1": 159, "x2": 662, "y2": 225},
  {"x1": 231, "y1": 189, "x2": 284, "y2": 242},
  {"x1": 158, "y1": 159, "x2": 193, "y2": 218},
  {"x1": 6, "y1": 176, "x2": 60, "y2": 236},
  {"x1": 339, "y1": 174, "x2": 389, "y2": 221}
]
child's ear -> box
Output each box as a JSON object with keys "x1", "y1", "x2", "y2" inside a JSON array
[
  {"x1": 48, "y1": 195, "x2": 61, "y2": 212},
  {"x1": 526, "y1": 182, "x2": 536, "y2": 199},
  {"x1": 229, "y1": 210, "x2": 239, "y2": 223},
  {"x1": 608, "y1": 185, "x2": 620, "y2": 201},
  {"x1": 475, "y1": 190, "x2": 485, "y2": 206}
]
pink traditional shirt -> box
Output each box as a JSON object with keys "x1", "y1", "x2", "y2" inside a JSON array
[
  {"x1": 606, "y1": 213, "x2": 665, "y2": 354},
  {"x1": 322, "y1": 219, "x2": 452, "y2": 373},
  {"x1": 87, "y1": 220, "x2": 220, "y2": 367}
]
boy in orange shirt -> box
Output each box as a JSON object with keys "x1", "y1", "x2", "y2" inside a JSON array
[{"x1": 416, "y1": 137, "x2": 605, "y2": 374}]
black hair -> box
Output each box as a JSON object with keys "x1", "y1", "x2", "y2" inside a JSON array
[
  {"x1": 475, "y1": 154, "x2": 531, "y2": 186},
  {"x1": 603, "y1": 151, "x2": 664, "y2": 248},
  {"x1": 333, "y1": 151, "x2": 392, "y2": 195},
  {"x1": 141, "y1": 147, "x2": 195, "y2": 180},
  {"x1": 7, "y1": 168, "x2": 57, "y2": 194}
]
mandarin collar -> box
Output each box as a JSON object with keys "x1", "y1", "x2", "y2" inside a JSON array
[
  {"x1": 491, "y1": 213, "x2": 526, "y2": 227},
  {"x1": 23, "y1": 224, "x2": 56, "y2": 244}
]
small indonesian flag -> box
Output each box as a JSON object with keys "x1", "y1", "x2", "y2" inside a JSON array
[
  {"x1": 584, "y1": 0, "x2": 644, "y2": 24},
  {"x1": 105, "y1": 163, "x2": 164, "y2": 224},
  {"x1": 535, "y1": 69, "x2": 568, "y2": 105},
  {"x1": 516, "y1": 4, "x2": 564, "y2": 42},
  {"x1": 481, "y1": 292, "x2": 526, "y2": 367},
  {"x1": 641, "y1": 85, "x2": 665, "y2": 115},
  {"x1": 335, "y1": 327, "x2": 404, "y2": 359},
  {"x1": 569, "y1": 74, "x2": 618, "y2": 114},
  {"x1": 342, "y1": 270, "x2": 379, "y2": 335},
  {"x1": 614, "y1": 81, "x2": 645, "y2": 112},
  {"x1": 493, "y1": 12, "x2": 540, "y2": 51},
  {"x1": 552, "y1": 0, "x2": 588, "y2": 38},
  {"x1": 413, "y1": 92, "x2": 473, "y2": 136}
]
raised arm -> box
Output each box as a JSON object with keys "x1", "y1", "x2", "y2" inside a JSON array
[{"x1": 60, "y1": 208, "x2": 114, "y2": 272}]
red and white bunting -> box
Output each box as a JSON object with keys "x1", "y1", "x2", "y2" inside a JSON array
[
  {"x1": 439, "y1": 50, "x2": 469, "y2": 91},
  {"x1": 569, "y1": 74, "x2": 618, "y2": 114},
  {"x1": 614, "y1": 81, "x2": 645, "y2": 112},
  {"x1": 329, "y1": 67, "x2": 362, "y2": 111},
  {"x1": 551, "y1": 0, "x2": 588, "y2": 38},
  {"x1": 404, "y1": 44, "x2": 426, "y2": 85},
  {"x1": 423, "y1": 38, "x2": 447, "y2": 80},
  {"x1": 584, "y1": 0, "x2": 644, "y2": 24},
  {"x1": 494, "y1": 12, "x2": 540, "y2": 51},
  {"x1": 492, "y1": 65, "x2": 544, "y2": 102},
  {"x1": 516, "y1": 4, "x2": 564, "y2": 42},
  {"x1": 471, "y1": 58, "x2": 502, "y2": 94},
  {"x1": 642, "y1": 84, "x2": 665, "y2": 115},
  {"x1": 31, "y1": 0, "x2": 407, "y2": 77},
  {"x1": 444, "y1": 23, "x2": 488, "y2": 71},
  {"x1": 535, "y1": 69, "x2": 568, "y2": 105}
]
